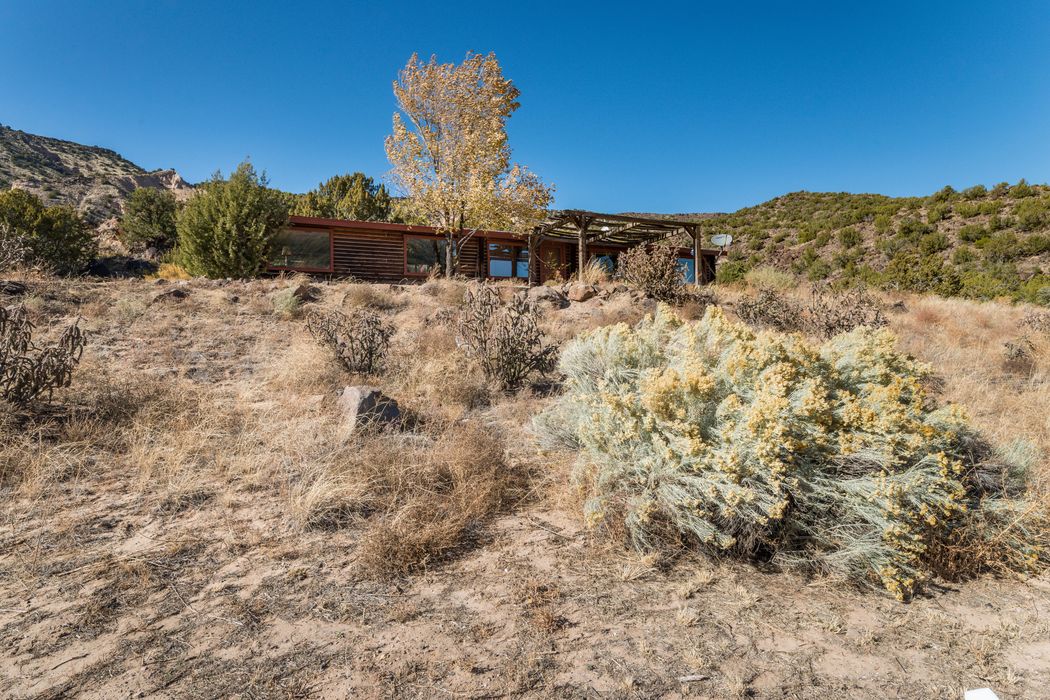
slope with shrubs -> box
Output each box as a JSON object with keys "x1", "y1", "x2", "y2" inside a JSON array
[
  {"x1": 701, "y1": 182, "x2": 1050, "y2": 305},
  {"x1": 2, "y1": 274, "x2": 1050, "y2": 696}
]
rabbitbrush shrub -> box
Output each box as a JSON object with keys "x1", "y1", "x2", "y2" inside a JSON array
[{"x1": 535, "y1": 306, "x2": 1046, "y2": 599}]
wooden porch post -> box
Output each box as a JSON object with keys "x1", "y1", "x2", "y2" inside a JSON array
[
  {"x1": 576, "y1": 215, "x2": 591, "y2": 282},
  {"x1": 527, "y1": 229, "x2": 540, "y2": 287},
  {"x1": 688, "y1": 224, "x2": 701, "y2": 286}
]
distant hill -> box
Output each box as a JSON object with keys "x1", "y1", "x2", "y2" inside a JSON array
[
  {"x1": 0, "y1": 125, "x2": 192, "y2": 224},
  {"x1": 694, "y1": 186, "x2": 1050, "y2": 304}
]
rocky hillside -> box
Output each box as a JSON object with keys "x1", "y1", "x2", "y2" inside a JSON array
[
  {"x1": 696, "y1": 185, "x2": 1050, "y2": 305},
  {"x1": 0, "y1": 125, "x2": 192, "y2": 224}
]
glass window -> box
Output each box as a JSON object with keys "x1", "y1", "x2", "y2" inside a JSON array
[
  {"x1": 489, "y1": 258, "x2": 513, "y2": 277},
  {"x1": 406, "y1": 237, "x2": 447, "y2": 275},
  {"x1": 677, "y1": 257, "x2": 696, "y2": 284},
  {"x1": 271, "y1": 229, "x2": 331, "y2": 270},
  {"x1": 515, "y1": 247, "x2": 529, "y2": 278},
  {"x1": 489, "y1": 242, "x2": 527, "y2": 278},
  {"x1": 593, "y1": 254, "x2": 616, "y2": 274}
]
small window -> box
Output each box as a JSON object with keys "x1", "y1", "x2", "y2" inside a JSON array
[
  {"x1": 677, "y1": 258, "x2": 695, "y2": 284},
  {"x1": 489, "y1": 243, "x2": 513, "y2": 277},
  {"x1": 592, "y1": 254, "x2": 616, "y2": 274},
  {"x1": 272, "y1": 228, "x2": 331, "y2": 271},
  {"x1": 488, "y1": 242, "x2": 527, "y2": 279},
  {"x1": 515, "y1": 247, "x2": 529, "y2": 278},
  {"x1": 406, "y1": 237, "x2": 447, "y2": 275}
]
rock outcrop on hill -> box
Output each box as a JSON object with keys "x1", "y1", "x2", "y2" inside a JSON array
[{"x1": 0, "y1": 124, "x2": 193, "y2": 224}]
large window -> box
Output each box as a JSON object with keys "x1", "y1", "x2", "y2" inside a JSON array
[
  {"x1": 488, "y1": 242, "x2": 529, "y2": 279},
  {"x1": 271, "y1": 228, "x2": 332, "y2": 271},
  {"x1": 406, "y1": 237, "x2": 447, "y2": 275}
]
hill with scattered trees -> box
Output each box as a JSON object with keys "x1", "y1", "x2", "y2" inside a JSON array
[
  {"x1": 697, "y1": 184, "x2": 1050, "y2": 305},
  {"x1": 0, "y1": 125, "x2": 191, "y2": 224}
]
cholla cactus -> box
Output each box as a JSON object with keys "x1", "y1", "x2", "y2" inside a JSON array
[
  {"x1": 1, "y1": 304, "x2": 86, "y2": 406},
  {"x1": 454, "y1": 284, "x2": 557, "y2": 392},
  {"x1": 536, "y1": 305, "x2": 1043, "y2": 599},
  {"x1": 307, "y1": 307, "x2": 393, "y2": 375}
]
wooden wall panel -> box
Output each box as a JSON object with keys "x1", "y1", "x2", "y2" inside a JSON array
[
  {"x1": 331, "y1": 228, "x2": 405, "y2": 283},
  {"x1": 327, "y1": 228, "x2": 483, "y2": 283}
]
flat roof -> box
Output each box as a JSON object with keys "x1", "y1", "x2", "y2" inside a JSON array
[{"x1": 289, "y1": 212, "x2": 719, "y2": 252}]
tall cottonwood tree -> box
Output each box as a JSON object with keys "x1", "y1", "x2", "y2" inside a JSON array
[{"x1": 385, "y1": 52, "x2": 552, "y2": 277}]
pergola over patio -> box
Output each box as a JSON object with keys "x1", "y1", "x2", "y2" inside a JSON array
[{"x1": 526, "y1": 209, "x2": 709, "y2": 285}]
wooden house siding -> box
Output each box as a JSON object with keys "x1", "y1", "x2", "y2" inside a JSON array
[{"x1": 269, "y1": 215, "x2": 719, "y2": 284}]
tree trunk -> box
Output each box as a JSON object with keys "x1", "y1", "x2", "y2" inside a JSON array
[{"x1": 445, "y1": 232, "x2": 454, "y2": 278}]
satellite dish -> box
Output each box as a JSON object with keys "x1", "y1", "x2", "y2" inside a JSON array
[{"x1": 710, "y1": 233, "x2": 733, "y2": 248}]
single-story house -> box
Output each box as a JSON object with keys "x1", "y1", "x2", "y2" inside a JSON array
[{"x1": 268, "y1": 210, "x2": 720, "y2": 285}]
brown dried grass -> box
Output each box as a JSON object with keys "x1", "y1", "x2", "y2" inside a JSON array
[{"x1": 353, "y1": 422, "x2": 517, "y2": 577}]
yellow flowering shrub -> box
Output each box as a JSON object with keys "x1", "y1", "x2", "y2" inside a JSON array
[{"x1": 536, "y1": 305, "x2": 1045, "y2": 599}]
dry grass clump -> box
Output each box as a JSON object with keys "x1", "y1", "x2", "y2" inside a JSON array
[
  {"x1": 357, "y1": 422, "x2": 514, "y2": 577},
  {"x1": 578, "y1": 258, "x2": 611, "y2": 286},
  {"x1": 288, "y1": 421, "x2": 516, "y2": 576},
  {"x1": 341, "y1": 281, "x2": 405, "y2": 310},
  {"x1": 743, "y1": 266, "x2": 795, "y2": 291},
  {"x1": 386, "y1": 323, "x2": 489, "y2": 417},
  {"x1": 419, "y1": 276, "x2": 471, "y2": 306},
  {"x1": 536, "y1": 305, "x2": 1048, "y2": 599},
  {"x1": 890, "y1": 296, "x2": 1049, "y2": 492},
  {"x1": 148, "y1": 262, "x2": 192, "y2": 280}
]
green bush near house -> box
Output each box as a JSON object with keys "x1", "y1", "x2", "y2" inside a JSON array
[
  {"x1": 120, "y1": 187, "x2": 179, "y2": 252},
  {"x1": 919, "y1": 232, "x2": 950, "y2": 255},
  {"x1": 176, "y1": 161, "x2": 290, "y2": 278},
  {"x1": 1010, "y1": 179, "x2": 1035, "y2": 198},
  {"x1": 958, "y1": 224, "x2": 986, "y2": 243},
  {"x1": 715, "y1": 259, "x2": 749, "y2": 284},
  {"x1": 838, "y1": 227, "x2": 862, "y2": 248},
  {"x1": 1015, "y1": 197, "x2": 1049, "y2": 231}
]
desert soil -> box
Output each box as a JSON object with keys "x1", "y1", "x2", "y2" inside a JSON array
[{"x1": 1, "y1": 276, "x2": 1048, "y2": 699}]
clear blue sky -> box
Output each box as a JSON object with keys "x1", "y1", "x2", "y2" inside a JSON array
[{"x1": 2, "y1": 1, "x2": 1048, "y2": 213}]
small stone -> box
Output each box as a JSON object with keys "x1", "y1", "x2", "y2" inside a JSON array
[
  {"x1": 337, "y1": 386, "x2": 401, "y2": 433},
  {"x1": 290, "y1": 283, "x2": 319, "y2": 303},
  {"x1": 567, "y1": 284, "x2": 597, "y2": 303},
  {"x1": 0, "y1": 281, "x2": 28, "y2": 296},
  {"x1": 527, "y1": 285, "x2": 569, "y2": 308},
  {"x1": 151, "y1": 287, "x2": 189, "y2": 303}
]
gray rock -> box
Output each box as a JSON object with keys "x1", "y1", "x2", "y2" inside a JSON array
[
  {"x1": 291, "y1": 283, "x2": 319, "y2": 303},
  {"x1": 0, "y1": 281, "x2": 28, "y2": 296},
  {"x1": 151, "y1": 287, "x2": 189, "y2": 303},
  {"x1": 337, "y1": 386, "x2": 401, "y2": 433},
  {"x1": 527, "y1": 285, "x2": 569, "y2": 308},
  {"x1": 567, "y1": 284, "x2": 597, "y2": 303}
]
